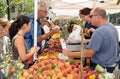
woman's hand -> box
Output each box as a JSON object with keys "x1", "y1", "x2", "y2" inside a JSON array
[{"x1": 30, "y1": 46, "x2": 40, "y2": 54}]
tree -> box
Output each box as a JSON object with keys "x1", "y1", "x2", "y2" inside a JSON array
[
  {"x1": 0, "y1": 0, "x2": 7, "y2": 18},
  {"x1": 0, "y1": 0, "x2": 34, "y2": 19}
]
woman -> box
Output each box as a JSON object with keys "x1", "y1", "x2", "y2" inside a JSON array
[
  {"x1": 9, "y1": 15, "x2": 40, "y2": 69},
  {"x1": 0, "y1": 18, "x2": 10, "y2": 38},
  {"x1": 0, "y1": 18, "x2": 10, "y2": 62}
]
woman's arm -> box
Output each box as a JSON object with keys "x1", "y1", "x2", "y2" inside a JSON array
[{"x1": 15, "y1": 36, "x2": 40, "y2": 61}]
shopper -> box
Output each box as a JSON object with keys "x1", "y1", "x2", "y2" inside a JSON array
[
  {"x1": 79, "y1": 7, "x2": 97, "y2": 67},
  {"x1": 0, "y1": 18, "x2": 11, "y2": 62},
  {"x1": 79, "y1": 7, "x2": 97, "y2": 44},
  {"x1": 9, "y1": 15, "x2": 40, "y2": 69},
  {"x1": 24, "y1": 2, "x2": 59, "y2": 54},
  {"x1": 63, "y1": 7, "x2": 119, "y2": 73}
]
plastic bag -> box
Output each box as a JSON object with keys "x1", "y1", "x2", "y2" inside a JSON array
[{"x1": 67, "y1": 25, "x2": 81, "y2": 44}]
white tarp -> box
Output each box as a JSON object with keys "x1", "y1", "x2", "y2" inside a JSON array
[{"x1": 41, "y1": 0, "x2": 120, "y2": 16}]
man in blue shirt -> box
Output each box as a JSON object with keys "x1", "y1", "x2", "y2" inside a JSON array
[
  {"x1": 24, "y1": 2, "x2": 59, "y2": 54},
  {"x1": 63, "y1": 7, "x2": 119, "y2": 73}
]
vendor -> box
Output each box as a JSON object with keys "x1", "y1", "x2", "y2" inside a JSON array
[{"x1": 63, "y1": 7, "x2": 120, "y2": 73}]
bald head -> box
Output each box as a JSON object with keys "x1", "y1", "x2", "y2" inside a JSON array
[
  {"x1": 90, "y1": 7, "x2": 107, "y2": 27},
  {"x1": 38, "y1": 2, "x2": 47, "y2": 11},
  {"x1": 92, "y1": 7, "x2": 107, "y2": 19}
]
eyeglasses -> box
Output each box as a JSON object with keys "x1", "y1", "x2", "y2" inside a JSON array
[
  {"x1": 89, "y1": 14, "x2": 98, "y2": 18},
  {"x1": 38, "y1": 10, "x2": 47, "y2": 13}
]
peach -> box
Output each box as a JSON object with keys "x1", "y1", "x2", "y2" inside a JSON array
[
  {"x1": 57, "y1": 72, "x2": 63, "y2": 78},
  {"x1": 33, "y1": 75, "x2": 39, "y2": 79},
  {"x1": 73, "y1": 68, "x2": 80, "y2": 73},
  {"x1": 23, "y1": 71, "x2": 29, "y2": 78},
  {"x1": 64, "y1": 62, "x2": 70, "y2": 68},
  {"x1": 43, "y1": 70, "x2": 51, "y2": 76},
  {"x1": 52, "y1": 74, "x2": 58, "y2": 79},
  {"x1": 62, "y1": 70, "x2": 68, "y2": 76},
  {"x1": 54, "y1": 68, "x2": 61, "y2": 73},
  {"x1": 57, "y1": 62, "x2": 64, "y2": 69},
  {"x1": 67, "y1": 74, "x2": 74, "y2": 79},
  {"x1": 46, "y1": 64, "x2": 52, "y2": 70},
  {"x1": 71, "y1": 72, "x2": 80, "y2": 79},
  {"x1": 19, "y1": 76, "x2": 26, "y2": 79},
  {"x1": 42, "y1": 76, "x2": 47, "y2": 79},
  {"x1": 27, "y1": 74, "x2": 33, "y2": 79},
  {"x1": 61, "y1": 77, "x2": 66, "y2": 79},
  {"x1": 66, "y1": 66, "x2": 72, "y2": 73}
]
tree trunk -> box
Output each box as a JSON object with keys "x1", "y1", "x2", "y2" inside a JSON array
[{"x1": 6, "y1": 0, "x2": 10, "y2": 20}]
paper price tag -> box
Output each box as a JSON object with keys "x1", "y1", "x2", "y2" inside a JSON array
[{"x1": 60, "y1": 38, "x2": 67, "y2": 49}]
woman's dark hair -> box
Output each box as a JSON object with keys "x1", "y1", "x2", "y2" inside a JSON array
[
  {"x1": 9, "y1": 15, "x2": 30, "y2": 41},
  {"x1": 80, "y1": 7, "x2": 91, "y2": 15}
]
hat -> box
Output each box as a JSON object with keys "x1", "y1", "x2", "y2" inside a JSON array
[{"x1": 46, "y1": 19, "x2": 53, "y2": 26}]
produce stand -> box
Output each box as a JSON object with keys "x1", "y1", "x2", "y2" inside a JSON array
[{"x1": 0, "y1": 34, "x2": 117, "y2": 79}]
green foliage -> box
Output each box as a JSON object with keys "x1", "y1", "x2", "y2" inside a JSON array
[
  {"x1": 0, "y1": 0, "x2": 34, "y2": 19},
  {"x1": 0, "y1": 0, "x2": 7, "y2": 17}
]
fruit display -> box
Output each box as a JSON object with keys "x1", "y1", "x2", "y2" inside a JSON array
[
  {"x1": 83, "y1": 65, "x2": 116, "y2": 79},
  {"x1": 19, "y1": 53, "x2": 81, "y2": 79}
]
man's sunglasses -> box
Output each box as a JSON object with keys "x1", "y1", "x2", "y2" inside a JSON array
[{"x1": 89, "y1": 14, "x2": 98, "y2": 18}]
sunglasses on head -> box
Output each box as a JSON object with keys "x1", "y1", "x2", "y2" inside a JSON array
[{"x1": 89, "y1": 14, "x2": 98, "y2": 18}]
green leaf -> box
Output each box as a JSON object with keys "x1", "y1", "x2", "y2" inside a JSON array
[
  {"x1": 52, "y1": 63, "x2": 56, "y2": 69},
  {"x1": 41, "y1": 67, "x2": 46, "y2": 72}
]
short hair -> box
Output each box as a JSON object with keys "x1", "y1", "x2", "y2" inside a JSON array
[
  {"x1": 38, "y1": 2, "x2": 47, "y2": 10},
  {"x1": 79, "y1": 7, "x2": 91, "y2": 15},
  {"x1": 94, "y1": 7, "x2": 106, "y2": 19}
]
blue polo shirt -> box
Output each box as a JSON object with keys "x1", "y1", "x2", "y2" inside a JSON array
[
  {"x1": 87, "y1": 23, "x2": 119, "y2": 67},
  {"x1": 24, "y1": 13, "x2": 42, "y2": 54}
]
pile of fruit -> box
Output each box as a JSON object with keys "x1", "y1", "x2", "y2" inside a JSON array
[
  {"x1": 19, "y1": 53, "x2": 80, "y2": 79},
  {"x1": 83, "y1": 65, "x2": 116, "y2": 79}
]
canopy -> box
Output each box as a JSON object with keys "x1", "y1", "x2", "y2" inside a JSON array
[{"x1": 42, "y1": 0, "x2": 120, "y2": 16}]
